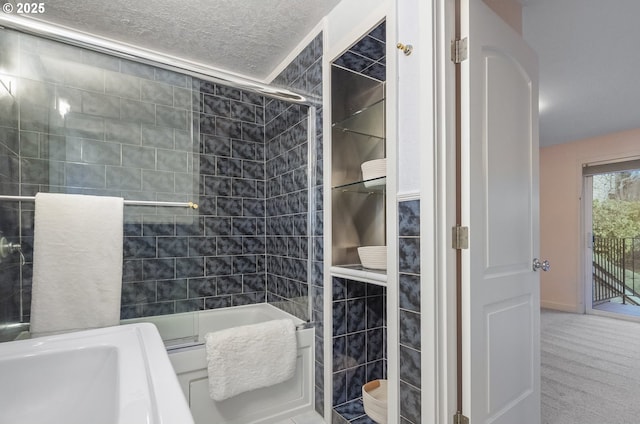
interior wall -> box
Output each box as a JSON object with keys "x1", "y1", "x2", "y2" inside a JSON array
[
  {"x1": 482, "y1": 0, "x2": 522, "y2": 34},
  {"x1": 540, "y1": 128, "x2": 640, "y2": 312}
]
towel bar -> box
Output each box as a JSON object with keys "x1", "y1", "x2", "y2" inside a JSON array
[{"x1": 0, "y1": 195, "x2": 198, "y2": 209}]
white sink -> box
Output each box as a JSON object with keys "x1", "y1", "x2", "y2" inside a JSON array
[{"x1": 0, "y1": 323, "x2": 194, "y2": 424}]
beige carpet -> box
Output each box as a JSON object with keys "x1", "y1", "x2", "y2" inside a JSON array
[{"x1": 542, "y1": 309, "x2": 640, "y2": 424}]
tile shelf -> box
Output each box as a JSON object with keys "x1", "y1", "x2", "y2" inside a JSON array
[{"x1": 330, "y1": 265, "x2": 387, "y2": 286}]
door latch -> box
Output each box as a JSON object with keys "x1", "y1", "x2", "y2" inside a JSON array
[{"x1": 532, "y1": 258, "x2": 550, "y2": 272}]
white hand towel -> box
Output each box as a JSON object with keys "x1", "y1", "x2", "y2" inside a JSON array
[
  {"x1": 205, "y1": 319, "x2": 297, "y2": 401},
  {"x1": 30, "y1": 193, "x2": 124, "y2": 337}
]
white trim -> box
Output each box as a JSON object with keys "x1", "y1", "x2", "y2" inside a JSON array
[
  {"x1": 397, "y1": 191, "x2": 421, "y2": 202},
  {"x1": 590, "y1": 308, "x2": 640, "y2": 323},
  {"x1": 265, "y1": 20, "x2": 325, "y2": 84},
  {"x1": 582, "y1": 175, "x2": 594, "y2": 316},
  {"x1": 436, "y1": 0, "x2": 459, "y2": 421},
  {"x1": 329, "y1": 266, "x2": 388, "y2": 285},
  {"x1": 572, "y1": 152, "x2": 640, "y2": 314},
  {"x1": 385, "y1": 3, "x2": 400, "y2": 421},
  {"x1": 582, "y1": 154, "x2": 640, "y2": 169},
  {"x1": 540, "y1": 300, "x2": 581, "y2": 313},
  {"x1": 325, "y1": 3, "x2": 389, "y2": 63},
  {"x1": 321, "y1": 17, "x2": 333, "y2": 422}
]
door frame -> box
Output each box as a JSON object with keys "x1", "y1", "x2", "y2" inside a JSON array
[
  {"x1": 439, "y1": 0, "x2": 541, "y2": 422},
  {"x1": 431, "y1": 0, "x2": 459, "y2": 422},
  {"x1": 583, "y1": 174, "x2": 595, "y2": 315},
  {"x1": 582, "y1": 156, "x2": 640, "y2": 322}
]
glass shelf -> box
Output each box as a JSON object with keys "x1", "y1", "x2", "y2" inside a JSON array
[
  {"x1": 332, "y1": 98, "x2": 385, "y2": 139},
  {"x1": 332, "y1": 177, "x2": 386, "y2": 194}
]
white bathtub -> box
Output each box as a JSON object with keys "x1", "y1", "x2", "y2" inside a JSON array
[{"x1": 125, "y1": 304, "x2": 315, "y2": 424}]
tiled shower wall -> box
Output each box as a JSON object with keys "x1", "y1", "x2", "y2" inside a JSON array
[
  {"x1": 264, "y1": 101, "x2": 310, "y2": 320},
  {"x1": 269, "y1": 31, "x2": 325, "y2": 415},
  {"x1": 332, "y1": 278, "x2": 387, "y2": 411},
  {"x1": 119, "y1": 79, "x2": 270, "y2": 318},
  {"x1": 0, "y1": 28, "x2": 320, "y2": 332},
  {"x1": 0, "y1": 30, "x2": 206, "y2": 321}
]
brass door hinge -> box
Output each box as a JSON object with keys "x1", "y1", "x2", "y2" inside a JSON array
[
  {"x1": 452, "y1": 225, "x2": 469, "y2": 250},
  {"x1": 454, "y1": 411, "x2": 470, "y2": 424},
  {"x1": 451, "y1": 37, "x2": 468, "y2": 63}
]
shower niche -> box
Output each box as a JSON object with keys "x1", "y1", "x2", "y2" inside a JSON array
[
  {"x1": 327, "y1": 18, "x2": 391, "y2": 424},
  {"x1": 330, "y1": 22, "x2": 387, "y2": 285}
]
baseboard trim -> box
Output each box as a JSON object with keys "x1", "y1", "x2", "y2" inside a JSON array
[{"x1": 541, "y1": 300, "x2": 580, "y2": 313}]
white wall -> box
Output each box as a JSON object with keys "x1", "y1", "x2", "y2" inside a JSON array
[{"x1": 540, "y1": 128, "x2": 640, "y2": 312}]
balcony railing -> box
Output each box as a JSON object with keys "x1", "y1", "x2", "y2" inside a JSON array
[{"x1": 592, "y1": 236, "x2": 640, "y2": 305}]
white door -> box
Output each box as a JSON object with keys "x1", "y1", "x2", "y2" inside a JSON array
[{"x1": 460, "y1": 1, "x2": 540, "y2": 423}]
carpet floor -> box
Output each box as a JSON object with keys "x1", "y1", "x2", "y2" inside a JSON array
[{"x1": 541, "y1": 309, "x2": 640, "y2": 424}]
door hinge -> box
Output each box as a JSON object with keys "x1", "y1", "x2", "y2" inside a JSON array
[
  {"x1": 451, "y1": 37, "x2": 468, "y2": 63},
  {"x1": 454, "y1": 412, "x2": 469, "y2": 424},
  {"x1": 452, "y1": 225, "x2": 469, "y2": 250}
]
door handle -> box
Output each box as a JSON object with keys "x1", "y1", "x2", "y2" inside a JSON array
[{"x1": 532, "y1": 258, "x2": 550, "y2": 272}]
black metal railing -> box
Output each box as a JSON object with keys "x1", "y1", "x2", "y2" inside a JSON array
[{"x1": 592, "y1": 237, "x2": 640, "y2": 305}]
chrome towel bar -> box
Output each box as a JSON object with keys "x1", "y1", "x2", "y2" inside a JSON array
[{"x1": 0, "y1": 195, "x2": 198, "y2": 209}]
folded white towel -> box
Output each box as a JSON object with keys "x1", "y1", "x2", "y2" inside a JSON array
[
  {"x1": 205, "y1": 319, "x2": 297, "y2": 401},
  {"x1": 30, "y1": 193, "x2": 124, "y2": 337}
]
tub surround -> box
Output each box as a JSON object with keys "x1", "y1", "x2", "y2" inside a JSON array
[
  {"x1": 0, "y1": 29, "x2": 323, "y2": 332},
  {"x1": 164, "y1": 303, "x2": 314, "y2": 424}
]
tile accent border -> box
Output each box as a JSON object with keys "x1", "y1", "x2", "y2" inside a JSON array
[{"x1": 398, "y1": 199, "x2": 421, "y2": 424}]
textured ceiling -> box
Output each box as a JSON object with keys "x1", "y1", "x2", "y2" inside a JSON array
[
  {"x1": 13, "y1": 0, "x2": 636, "y2": 148},
  {"x1": 23, "y1": 0, "x2": 342, "y2": 81},
  {"x1": 523, "y1": 0, "x2": 640, "y2": 146}
]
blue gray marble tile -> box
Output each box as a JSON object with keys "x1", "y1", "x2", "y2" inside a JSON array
[
  {"x1": 399, "y1": 237, "x2": 420, "y2": 274},
  {"x1": 188, "y1": 277, "x2": 217, "y2": 298},
  {"x1": 332, "y1": 370, "x2": 348, "y2": 406},
  {"x1": 123, "y1": 236, "x2": 156, "y2": 259},
  {"x1": 333, "y1": 301, "x2": 347, "y2": 337},
  {"x1": 399, "y1": 274, "x2": 421, "y2": 313},
  {"x1": 398, "y1": 200, "x2": 420, "y2": 237},
  {"x1": 142, "y1": 258, "x2": 175, "y2": 281},
  {"x1": 175, "y1": 298, "x2": 204, "y2": 313},
  {"x1": 217, "y1": 275, "x2": 243, "y2": 295},
  {"x1": 157, "y1": 279, "x2": 187, "y2": 301},
  {"x1": 347, "y1": 299, "x2": 367, "y2": 333},
  {"x1": 400, "y1": 381, "x2": 421, "y2": 424},
  {"x1": 399, "y1": 309, "x2": 421, "y2": 351},
  {"x1": 346, "y1": 331, "x2": 367, "y2": 367},
  {"x1": 204, "y1": 295, "x2": 231, "y2": 310},
  {"x1": 233, "y1": 255, "x2": 257, "y2": 274},
  {"x1": 366, "y1": 328, "x2": 385, "y2": 363},
  {"x1": 400, "y1": 345, "x2": 421, "y2": 389},
  {"x1": 205, "y1": 256, "x2": 232, "y2": 276},
  {"x1": 335, "y1": 400, "x2": 369, "y2": 423},
  {"x1": 346, "y1": 370, "x2": 368, "y2": 410},
  {"x1": 176, "y1": 257, "x2": 205, "y2": 278}
]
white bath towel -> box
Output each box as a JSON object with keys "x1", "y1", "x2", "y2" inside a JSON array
[
  {"x1": 205, "y1": 319, "x2": 297, "y2": 401},
  {"x1": 30, "y1": 193, "x2": 124, "y2": 337}
]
